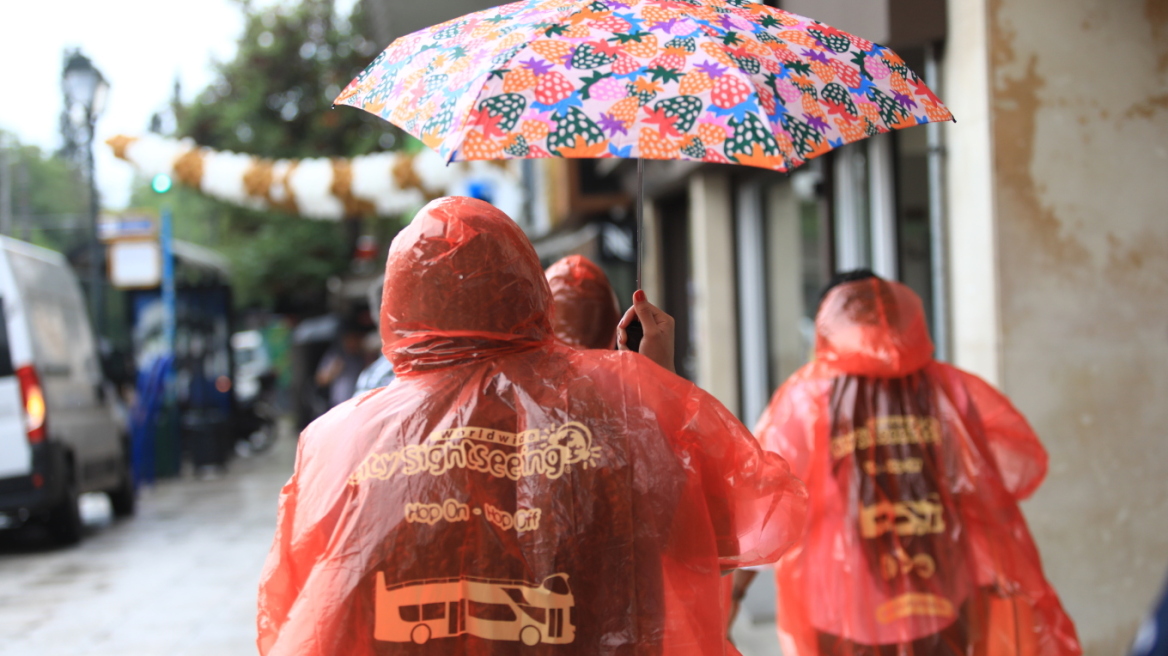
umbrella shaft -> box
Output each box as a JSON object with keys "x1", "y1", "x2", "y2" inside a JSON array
[{"x1": 636, "y1": 158, "x2": 644, "y2": 290}]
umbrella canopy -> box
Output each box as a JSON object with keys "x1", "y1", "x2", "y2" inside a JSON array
[{"x1": 335, "y1": 0, "x2": 952, "y2": 173}]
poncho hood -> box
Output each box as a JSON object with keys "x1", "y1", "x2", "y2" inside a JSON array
[
  {"x1": 545, "y1": 254, "x2": 621, "y2": 350},
  {"x1": 815, "y1": 277, "x2": 934, "y2": 377},
  {"x1": 380, "y1": 196, "x2": 553, "y2": 374}
]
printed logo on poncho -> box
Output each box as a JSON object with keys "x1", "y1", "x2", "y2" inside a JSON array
[
  {"x1": 828, "y1": 373, "x2": 966, "y2": 625},
  {"x1": 349, "y1": 422, "x2": 601, "y2": 485},
  {"x1": 373, "y1": 571, "x2": 575, "y2": 645}
]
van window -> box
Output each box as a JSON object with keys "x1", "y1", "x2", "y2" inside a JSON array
[
  {"x1": 398, "y1": 605, "x2": 420, "y2": 622},
  {"x1": 6, "y1": 249, "x2": 97, "y2": 379},
  {"x1": 421, "y1": 602, "x2": 445, "y2": 620},
  {"x1": 0, "y1": 301, "x2": 12, "y2": 377}
]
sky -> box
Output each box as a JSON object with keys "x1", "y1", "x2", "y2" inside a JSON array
[{"x1": 0, "y1": 0, "x2": 358, "y2": 210}]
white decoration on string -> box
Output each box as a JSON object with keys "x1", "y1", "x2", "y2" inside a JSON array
[{"x1": 107, "y1": 135, "x2": 526, "y2": 222}]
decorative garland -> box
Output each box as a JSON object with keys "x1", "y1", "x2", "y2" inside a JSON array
[{"x1": 106, "y1": 134, "x2": 525, "y2": 221}]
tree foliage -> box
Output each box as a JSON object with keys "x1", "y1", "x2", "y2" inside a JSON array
[
  {"x1": 0, "y1": 132, "x2": 88, "y2": 255},
  {"x1": 181, "y1": 0, "x2": 392, "y2": 158},
  {"x1": 159, "y1": 0, "x2": 402, "y2": 313}
]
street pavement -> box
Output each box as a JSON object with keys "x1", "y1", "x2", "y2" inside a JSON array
[
  {"x1": 732, "y1": 572, "x2": 785, "y2": 656},
  {"x1": 0, "y1": 424, "x2": 784, "y2": 656},
  {"x1": 0, "y1": 432, "x2": 295, "y2": 656}
]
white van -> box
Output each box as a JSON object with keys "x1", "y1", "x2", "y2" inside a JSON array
[{"x1": 0, "y1": 237, "x2": 133, "y2": 544}]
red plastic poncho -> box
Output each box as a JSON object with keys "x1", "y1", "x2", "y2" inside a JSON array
[
  {"x1": 257, "y1": 197, "x2": 807, "y2": 656},
  {"x1": 545, "y1": 255, "x2": 620, "y2": 350},
  {"x1": 754, "y1": 278, "x2": 1081, "y2": 656}
]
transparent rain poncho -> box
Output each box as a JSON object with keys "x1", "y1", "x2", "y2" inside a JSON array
[
  {"x1": 545, "y1": 255, "x2": 620, "y2": 351},
  {"x1": 257, "y1": 197, "x2": 807, "y2": 655},
  {"x1": 754, "y1": 278, "x2": 1081, "y2": 656}
]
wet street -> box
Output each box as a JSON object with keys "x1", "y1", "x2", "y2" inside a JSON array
[
  {"x1": 0, "y1": 434, "x2": 295, "y2": 656},
  {"x1": 0, "y1": 427, "x2": 782, "y2": 656}
]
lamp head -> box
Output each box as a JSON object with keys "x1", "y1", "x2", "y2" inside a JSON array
[{"x1": 62, "y1": 50, "x2": 109, "y2": 117}]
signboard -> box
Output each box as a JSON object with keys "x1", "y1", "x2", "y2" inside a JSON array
[
  {"x1": 109, "y1": 240, "x2": 162, "y2": 288},
  {"x1": 99, "y1": 209, "x2": 158, "y2": 242}
]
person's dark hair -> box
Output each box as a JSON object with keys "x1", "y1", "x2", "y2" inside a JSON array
[{"x1": 819, "y1": 269, "x2": 879, "y2": 307}]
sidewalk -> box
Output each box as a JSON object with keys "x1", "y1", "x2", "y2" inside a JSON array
[
  {"x1": 0, "y1": 431, "x2": 295, "y2": 656},
  {"x1": 0, "y1": 423, "x2": 787, "y2": 656},
  {"x1": 731, "y1": 570, "x2": 785, "y2": 656}
]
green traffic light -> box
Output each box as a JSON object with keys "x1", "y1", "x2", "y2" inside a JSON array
[{"x1": 151, "y1": 173, "x2": 173, "y2": 194}]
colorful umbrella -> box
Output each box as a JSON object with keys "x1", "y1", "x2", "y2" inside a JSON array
[{"x1": 334, "y1": 0, "x2": 952, "y2": 173}]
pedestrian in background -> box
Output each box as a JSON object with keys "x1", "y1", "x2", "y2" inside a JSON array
[
  {"x1": 314, "y1": 323, "x2": 368, "y2": 408},
  {"x1": 743, "y1": 271, "x2": 1080, "y2": 656},
  {"x1": 257, "y1": 197, "x2": 807, "y2": 656}
]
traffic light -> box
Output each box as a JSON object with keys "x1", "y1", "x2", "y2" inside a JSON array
[{"x1": 151, "y1": 173, "x2": 173, "y2": 194}]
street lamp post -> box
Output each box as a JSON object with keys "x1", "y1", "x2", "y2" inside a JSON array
[{"x1": 61, "y1": 50, "x2": 109, "y2": 333}]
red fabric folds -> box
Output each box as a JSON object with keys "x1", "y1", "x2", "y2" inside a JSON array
[
  {"x1": 257, "y1": 197, "x2": 807, "y2": 656},
  {"x1": 545, "y1": 255, "x2": 620, "y2": 350},
  {"x1": 755, "y1": 278, "x2": 1080, "y2": 656}
]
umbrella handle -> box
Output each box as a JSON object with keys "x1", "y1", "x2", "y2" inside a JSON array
[{"x1": 624, "y1": 319, "x2": 643, "y2": 353}]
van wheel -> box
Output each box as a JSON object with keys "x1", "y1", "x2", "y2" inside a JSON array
[
  {"x1": 410, "y1": 624, "x2": 431, "y2": 645},
  {"x1": 108, "y1": 471, "x2": 136, "y2": 518},
  {"x1": 520, "y1": 625, "x2": 541, "y2": 646},
  {"x1": 47, "y1": 474, "x2": 83, "y2": 545}
]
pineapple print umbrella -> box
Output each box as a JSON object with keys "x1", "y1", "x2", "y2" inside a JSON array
[
  {"x1": 335, "y1": 0, "x2": 952, "y2": 172},
  {"x1": 336, "y1": 0, "x2": 952, "y2": 306}
]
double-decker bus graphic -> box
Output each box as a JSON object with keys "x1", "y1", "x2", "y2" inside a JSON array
[{"x1": 374, "y1": 571, "x2": 575, "y2": 646}]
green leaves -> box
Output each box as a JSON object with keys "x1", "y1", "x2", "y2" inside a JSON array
[
  {"x1": 578, "y1": 71, "x2": 613, "y2": 101},
  {"x1": 173, "y1": 0, "x2": 392, "y2": 310},
  {"x1": 647, "y1": 66, "x2": 683, "y2": 84},
  {"x1": 785, "y1": 60, "x2": 812, "y2": 77}
]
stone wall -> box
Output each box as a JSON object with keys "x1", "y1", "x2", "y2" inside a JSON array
[{"x1": 949, "y1": 0, "x2": 1168, "y2": 652}]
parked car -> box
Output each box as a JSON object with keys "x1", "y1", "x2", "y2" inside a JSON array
[{"x1": 0, "y1": 237, "x2": 133, "y2": 544}]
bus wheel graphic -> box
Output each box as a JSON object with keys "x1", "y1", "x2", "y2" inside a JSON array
[
  {"x1": 520, "y1": 626, "x2": 541, "y2": 646},
  {"x1": 411, "y1": 624, "x2": 431, "y2": 645}
]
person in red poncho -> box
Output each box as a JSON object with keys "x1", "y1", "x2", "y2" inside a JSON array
[
  {"x1": 740, "y1": 271, "x2": 1080, "y2": 656},
  {"x1": 545, "y1": 255, "x2": 621, "y2": 351},
  {"x1": 256, "y1": 197, "x2": 808, "y2": 656}
]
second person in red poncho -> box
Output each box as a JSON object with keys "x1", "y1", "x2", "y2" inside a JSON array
[
  {"x1": 745, "y1": 271, "x2": 1080, "y2": 656},
  {"x1": 257, "y1": 197, "x2": 807, "y2": 656},
  {"x1": 545, "y1": 254, "x2": 621, "y2": 351}
]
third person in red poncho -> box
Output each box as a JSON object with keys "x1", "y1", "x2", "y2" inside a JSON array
[
  {"x1": 745, "y1": 271, "x2": 1081, "y2": 656},
  {"x1": 257, "y1": 197, "x2": 807, "y2": 656}
]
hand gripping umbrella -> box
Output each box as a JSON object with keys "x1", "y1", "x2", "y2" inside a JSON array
[{"x1": 335, "y1": 0, "x2": 952, "y2": 298}]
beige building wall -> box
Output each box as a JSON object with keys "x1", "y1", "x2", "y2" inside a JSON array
[
  {"x1": 948, "y1": 0, "x2": 1168, "y2": 652},
  {"x1": 946, "y1": 0, "x2": 1003, "y2": 384},
  {"x1": 689, "y1": 172, "x2": 740, "y2": 412}
]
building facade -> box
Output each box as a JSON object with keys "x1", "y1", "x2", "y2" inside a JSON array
[
  {"x1": 361, "y1": 0, "x2": 1168, "y2": 652},
  {"x1": 628, "y1": 2, "x2": 1168, "y2": 653}
]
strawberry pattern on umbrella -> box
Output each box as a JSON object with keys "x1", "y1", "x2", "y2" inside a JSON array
[{"x1": 336, "y1": 0, "x2": 953, "y2": 172}]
